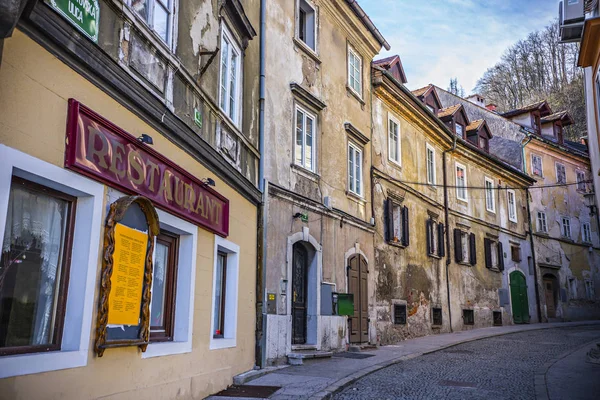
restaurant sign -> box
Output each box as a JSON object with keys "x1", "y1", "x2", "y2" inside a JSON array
[
  {"x1": 65, "y1": 99, "x2": 230, "y2": 237},
  {"x1": 48, "y1": 0, "x2": 100, "y2": 43}
]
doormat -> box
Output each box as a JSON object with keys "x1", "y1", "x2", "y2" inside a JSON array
[
  {"x1": 333, "y1": 352, "x2": 375, "y2": 359},
  {"x1": 212, "y1": 385, "x2": 281, "y2": 398}
]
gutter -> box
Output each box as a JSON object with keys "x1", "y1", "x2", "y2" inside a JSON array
[
  {"x1": 525, "y1": 187, "x2": 542, "y2": 323},
  {"x1": 442, "y1": 135, "x2": 458, "y2": 333},
  {"x1": 345, "y1": 0, "x2": 391, "y2": 50}
]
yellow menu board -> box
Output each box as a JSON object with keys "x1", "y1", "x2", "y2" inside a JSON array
[{"x1": 108, "y1": 223, "x2": 148, "y2": 326}]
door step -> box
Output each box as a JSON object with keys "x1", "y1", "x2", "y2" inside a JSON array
[
  {"x1": 291, "y1": 344, "x2": 317, "y2": 351},
  {"x1": 349, "y1": 344, "x2": 377, "y2": 352},
  {"x1": 287, "y1": 350, "x2": 333, "y2": 365}
]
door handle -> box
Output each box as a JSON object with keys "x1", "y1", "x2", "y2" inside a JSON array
[{"x1": 293, "y1": 290, "x2": 297, "y2": 303}]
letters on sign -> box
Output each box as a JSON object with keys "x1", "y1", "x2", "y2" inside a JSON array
[{"x1": 65, "y1": 99, "x2": 230, "y2": 236}]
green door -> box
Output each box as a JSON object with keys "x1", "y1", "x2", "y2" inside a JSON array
[{"x1": 510, "y1": 271, "x2": 530, "y2": 324}]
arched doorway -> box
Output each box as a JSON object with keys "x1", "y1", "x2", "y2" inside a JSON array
[
  {"x1": 292, "y1": 242, "x2": 308, "y2": 344},
  {"x1": 348, "y1": 254, "x2": 368, "y2": 343},
  {"x1": 543, "y1": 273, "x2": 559, "y2": 318},
  {"x1": 510, "y1": 271, "x2": 530, "y2": 324}
]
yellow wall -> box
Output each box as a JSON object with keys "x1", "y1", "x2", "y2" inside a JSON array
[{"x1": 0, "y1": 30, "x2": 257, "y2": 399}]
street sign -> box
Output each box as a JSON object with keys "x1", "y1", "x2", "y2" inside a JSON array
[{"x1": 48, "y1": 0, "x2": 100, "y2": 43}]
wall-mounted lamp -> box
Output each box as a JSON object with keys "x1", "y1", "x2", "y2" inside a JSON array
[
  {"x1": 201, "y1": 178, "x2": 216, "y2": 187},
  {"x1": 137, "y1": 134, "x2": 154, "y2": 145}
]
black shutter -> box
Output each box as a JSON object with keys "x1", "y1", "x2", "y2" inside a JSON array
[
  {"x1": 426, "y1": 219, "x2": 432, "y2": 255},
  {"x1": 469, "y1": 232, "x2": 477, "y2": 266},
  {"x1": 484, "y1": 238, "x2": 492, "y2": 269},
  {"x1": 454, "y1": 228, "x2": 463, "y2": 263},
  {"x1": 438, "y1": 223, "x2": 445, "y2": 257},
  {"x1": 498, "y1": 241, "x2": 505, "y2": 271},
  {"x1": 402, "y1": 206, "x2": 410, "y2": 247},
  {"x1": 384, "y1": 199, "x2": 394, "y2": 242}
]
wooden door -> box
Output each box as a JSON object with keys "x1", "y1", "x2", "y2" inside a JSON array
[
  {"x1": 348, "y1": 254, "x2": 368, "y2": 343},
  {"x1": 510, "y1": 272, "x2": 530, "y2": 324},
  {"x1": 292, "y1": 243, "x2": 308, "y2": 344},
  {"x1": 544, "y1": 278, "x2": 556, "y2": 318}
]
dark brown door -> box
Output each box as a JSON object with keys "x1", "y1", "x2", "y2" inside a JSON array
[
  {"x1": 544, "y1": 278, "x2": 556, "y2": 318},
  {"x1": 348, "y1": 254, "x2": 368, "y2": 343},
  {"x1": 292, "y1": 243, "x2": 308, "y2": 344}
]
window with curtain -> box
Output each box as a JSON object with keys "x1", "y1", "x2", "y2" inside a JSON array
[
  {"x1": 426, "y1": 145, "x2": 436, "y2": 184},
  {"x1": 0, "y1": 178, "x2": 75, "y2": 355},
  {"x1": 485, "y1": 178, "x2": 495, "y2": 212},
  {"x1": 388, "y1": 117, "x2": 400, "y2": 164},
  {"x1": 456, "y1": 163, "x2": 467, "y2": 201},
  {"x1": 347, "y1": 46, "x2": 362, "y2": 96},
  {"x1": 130, "y1": 0, "x2": 174, "y2": 44},
  {"x1": 150, "y1": 231, "x2": 179, "y2": 341},
  {"x1": 531, "y1": 154, "x2": 543, "y2": 177},
  {"x1": 294, "y1": 106, "x2": 316, "y2": 172},
  {"x1": 213, "y1": 251, "x2": 227, "y2": 338},
  {"x1": 348, "y1": 143, "x2": 362, "y2": 196},
  {"x1": 507, "y1": 190, "x2": 517, "y2": 223}
]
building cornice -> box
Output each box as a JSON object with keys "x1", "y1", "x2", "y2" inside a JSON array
[{"x1": 290, "y1": 83, "x2": 327, "y2": 111}]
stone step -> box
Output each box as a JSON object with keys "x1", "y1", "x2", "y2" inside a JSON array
[{"x1": 286, "y1": 350, "x2": 333, "y2": 365}]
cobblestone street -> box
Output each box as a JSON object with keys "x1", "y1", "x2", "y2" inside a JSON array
[{"x1": 334, "y1": 326, "x2": 600, "y2": 400}]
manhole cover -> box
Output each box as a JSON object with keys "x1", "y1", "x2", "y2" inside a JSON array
[
  {"x1": 438, "y1": 380, "x2": 477, "y2": 388},
  {"x1": 333, "y1": 352, "x2": 375, "y2": 359},
  {"x1": 213, "y1": 385, "x2": 281, "y2": 398}
]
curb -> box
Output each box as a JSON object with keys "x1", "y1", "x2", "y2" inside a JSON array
[{"x1": 304, "y1": 321, "x2": 600, "y2": 400}]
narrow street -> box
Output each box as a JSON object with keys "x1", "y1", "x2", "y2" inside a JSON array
[{"x1": 334, "y1": 326, "x2": 600, "y2": 400}]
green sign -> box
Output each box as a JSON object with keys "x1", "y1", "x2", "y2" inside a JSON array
[
  {"x1": 335, "y1": 293, "x2": 354, "y2": 316},
  {"x1": 194, "y1": 108, "x2": 203, "y2": 128},
  {"x1": 49, "y1": 0, "x2": 100, "y2": 43}
]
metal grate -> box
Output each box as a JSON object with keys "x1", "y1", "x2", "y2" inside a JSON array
[
  {"x1": 432, "y1": 307, "x2": 442, "y2": 326},
  {"x1": 394, "y1": 304, "x2": 407, "y2": 325},
  {"x1": 493, "y1": 311, "x2": 502, "y2": 326},
  {"x1": 213, "y1": 385, "x2": 281, "y2": 398}
]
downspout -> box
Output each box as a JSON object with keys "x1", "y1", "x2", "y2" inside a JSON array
[
  {"x1": 256, "y1": 0, "x2": 267, "y2": 369},
  {"x1": 443, "y1": 136, "x2": 457, "y2": 332}
]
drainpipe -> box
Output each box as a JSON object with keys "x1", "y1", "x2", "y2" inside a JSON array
[
  {"x1": 256, "y1": 0, "x2": 268, "y2": 369},
  {"x1": 442, "y1": 136, "x2": 457, "y2": 332}
]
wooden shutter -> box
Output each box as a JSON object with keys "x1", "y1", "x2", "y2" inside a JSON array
[
  {"x1": 384, "y1": 199, "x2": 394, "y2": 242},
  {"x1": 438, "y1": 223, "x2": 445, "y2": 257},
  {"x1": 402, "y1": 206, "x2": 410, "y2": 247},
  {"x1": 498, "y1": 241, "x2": 505, "y2": 271},
  {"x1": 454, "y1": 228, "x2": 463, "y2": 263},
  {"x1": 469, "y1": 232, "x2": 477, "y2": 265},
  {"x1": 426, "y1": 219, "x2": 432, "y2": 255},
  {"x1": 484, "y1": 238, "x2": 492, "y2": 269}
]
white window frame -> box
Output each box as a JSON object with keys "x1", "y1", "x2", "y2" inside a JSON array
[
  {"x1": 484, "y1": 177, "x2": 495, "y2": 213},
  {"x1": 0, "y1": 145, "x2": 104, "y2": 378},
  {"x1": 294, "y1": 105, "x2": 317, "y2": 172},
  {"x1": 537, "y1": 211, "x2": 548, "y2": 233},
  {"x1": 426, "y1": 144, "x2": 436, "y2": 185},
  {"x1": 210, "y1": 236, "x2": 240, "y2": 350},
  {"x1": 531, "y1": 154, "x2": 543, "y2": 177},
  {"x1": 576, "y1": 170, "x2": 586, "y2": 191},
  {"x1": 127, "y1": 0, "x2": 177, "y2": 48},
  {"x1": 507, "y1": 189, "x2": 517, "y2": 223},
  {"x1": 455, "y1": 123, "x2": 464, "y2": 138},
  {"x1": 296, "y1": 0, "x2": 317, "y2": 52},
  {"x1": 348, "y1": 142, "x2": 363, "y2": 197},
  {"x1": 347, "y1": 44, "x2": 362, "y2": 98},
  {"x1": 388, "y1": 114, "x2": 401, "y2": 166},
  {"x1": 562, "y1": 217, "x2": 572, "y2": 239},
  {"x1": 555, "y1": 162, "x2": 566, "y2": 184},
  {"x1": 219, "y1": 24, "x2": 243, "y2": 127},
  {"x1": 455, "y1": 162, "x2": 468, "y2": 202},
  {"x1": 582, "y1": 222, "x2": 592, "y2": 243}
]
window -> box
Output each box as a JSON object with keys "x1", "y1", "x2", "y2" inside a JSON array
[
  {"x1": 348, "y1": 142, "x2": 362, "y2": 196},
  {"x1": 511, "y1": 245, "x2": 521, "y2": 262},
  {"x1": 582, "y1": 222, "x2": 592, "y2": 243},
  {"x1": 454, "y1": 229, "x2": 476, "y2": 266},
  {"x1": 150, "y1": 231, "x2": 179, "y2": 342},
  {"x1": 463, "y1": 309, "x2": 474, "y2": 325},
  {"x1": 385, "y1": 200, "x2": 409, "y2": 247},
  {"x1": 585, "y1": 279, "x2": 595, "y2": 300},
  {"x1": 531, "y1": 154, "x2": 543, "y2": 177},
  {"x1": 210, "y1": 237, "x2": 240, "y2": 350},
  {"x1": 493, "y1": 311, "x2": 502, "y2": 326},
  {"x1": 294, "y1": 106, "x2": 316, "y2": 172},
  {"x1": 455, "y1": 123, "x2": 464, "y2": 139},
  {"x1": 393, "y1": 304, "x2": 407, "y2": 325},
  {"x1": 0, "y1": 178, "x2": 75, "y2": 356},
  {"x1": 479, "y1": 136, "x2": 488, "y2": 152},
  {"x1": 347, "y1": 45, "x2": 362, "y2": 97},
  {"x1": 297, "y1": 0, "x2": 316, "y2": 50},
  {"x1": 532, "y1": 112, "x2": 541, "y2": 133},
  {"x1": 485, "y1": 177, "x2": 495, "y2": 212},
  {"x1": 569, "y1": 278, "x2": 577, "y2": 299},
  {"x1": 426, "y1": 218, "x2": 445, "y2": 258},
  {"x1": 537, "y1": 211, "x2": 548, "y2": 233},
  {"x1": 129, "y1": 0, "x2": 174, "y2": 44},
  {"x1": 388, "y1": 116, "x2": 401, "y2": 165},
  {"x1": 455, "y1": 163, "x2": 467, "y2": 202},
  {"x1": 562, "y1": 217, "x2": 571, "y2": 239},
  {"x1": 426, "y1": 104, "x2": 435, "y2": 114},
  {"x1": 484, "y1": 238, "x2": 504, "y2": 271},
  {"x1": 432, "y1": 308, "x2": 442, "y2": 325},
  {"x1": 576, "y1": 171, "x2": 586, "y2": 191},
  {"x1": 426, "y1": 144, "x2": 436, "y2": 184},
  {"x1": 507, "y1": 190, "x2": 517, "y2": 223},
  {"x1": 219, "y1": 25, "x2": 242, "y2": 125},
  {"x1": 555, "y1": 163, "x2": 566, "y2": 184}
]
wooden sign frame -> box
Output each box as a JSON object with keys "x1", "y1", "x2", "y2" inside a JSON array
[{"x1": 95, "y1": 196, "x2": 159, "y2": 357}]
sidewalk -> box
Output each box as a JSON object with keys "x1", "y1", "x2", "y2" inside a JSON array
[{"x1": 206, "y1": 321, "x2": 600, "y2": 400}]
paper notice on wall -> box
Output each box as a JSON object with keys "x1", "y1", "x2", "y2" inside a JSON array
[{"x1": 108, "y1": 223, "x2": 148, "y2": 326}]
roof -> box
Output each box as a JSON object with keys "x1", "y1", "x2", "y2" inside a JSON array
[
  {"x1": 345, "y1": 0, "x2": 391, "y2": 50},
  {"x1": 374, "y1": 55, "x2": 407, "y2": 84},
  {"x1": 501, "y1": 100, "x2": 552, "y2": 119},
  {"x1": 541, "y1": 111, "x2": 574, "y2": 126},
  {"x1": 412, "y1": 85, "x2": 433, "y2": 98},
  {"x1": 438, "y1": 104, "x2": 462, "y2": 118},
  {"x1": 565, "y1": 140, "x2": 588, "y2": 154},
  {"x1": 466, "y1": 119, "x2": 485, "y2": 131}
]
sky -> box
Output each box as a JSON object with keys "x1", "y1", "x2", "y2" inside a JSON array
[{"x1": 359, "y1": 0, "x2": 558, "y2": 94}]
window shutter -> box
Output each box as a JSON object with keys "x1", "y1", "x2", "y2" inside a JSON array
[
  {"x1": 498, "y1": 241, "x2": 505, "y2": 271},
  {"x1": 438, "y1": 223, "x2": 445, "y2": 257},
  {"x1": 469, "y1": 232, "x2": 477, "y2": 266},
  {"x1": 385, "y1": 199, "x2": 394, "y2": 242},
  {"x1": 426, "y1": 219, "x2": 432, "y2": 255},
  {"x1": 402, "y1": 206, "x2": 410, "y2": 247},
  {"x1": 454, "y1": 228, "x2": 463, "y2": 263},
  {"x1": 484, "y1": 238, "x2": 492, "y2": 269}
]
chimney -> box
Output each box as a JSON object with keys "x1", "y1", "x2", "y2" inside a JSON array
[
  {"x1": 466, "y1": 94, "x2": 485, "y2": 107},
  {"x1": 486, "y1": 103, "x2": 497, "y2": 112}
]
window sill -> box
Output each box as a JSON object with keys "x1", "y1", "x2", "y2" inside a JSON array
[
  {"x1": 293, "y1": 37, "x2": 321, "y2": 65},
  {"x1": 388, "y1": 158, "x2": 402, "y2": 169},
  {"x1": 387, "y1": 240, "x2": 407, "y2": 249},
  {"x1": 486, "y1": 208, "x2": 496, "y2": 214},
  {"x1": 428, "y1": 253, "x2": 442, "y2": 259},
  {"x1": 209, "y1": 338, "x2": 237, "y2": 350},
  {"x1": 346, "y1": 85, "x2": 365, "y2": 106},
  {"x1": 291, "y1": 163, "x2": 320, "y2": 182},
  {"x1": 508, "y1": 219, "x2": 518, "y2": 224},
  {"x1": 0, "y1": 349, "x2": 88, "y2": 379},
  {"x1": 457, "y1": 198, "x2": 469, "y2": 204},
  {"x1": 346, "y1": 190, "x2": 366, "y2": 204},
  {"x1": 142, "y1": 340, "x2": 192, "y2": 359}
]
